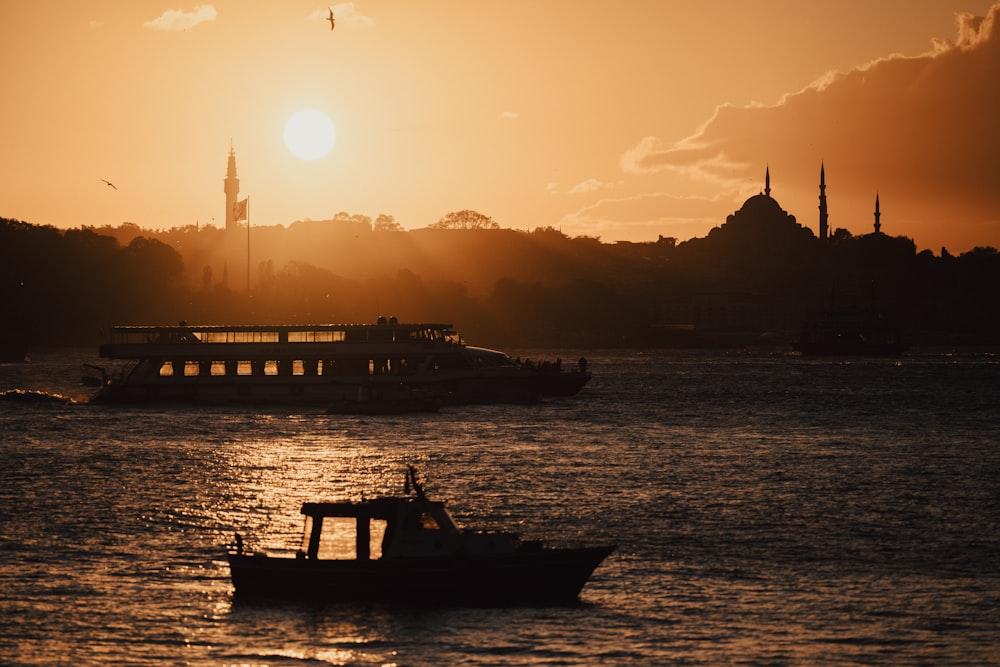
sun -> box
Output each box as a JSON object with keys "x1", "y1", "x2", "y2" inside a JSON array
[{"x1": 283, "y1": 109, "x2": 337, "y2": 160}]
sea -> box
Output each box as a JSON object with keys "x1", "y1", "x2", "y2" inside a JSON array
[{"x1": 1, "y1": 347, "x2": 998, "y2": 666}]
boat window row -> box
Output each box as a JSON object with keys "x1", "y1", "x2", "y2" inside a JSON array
[{"x1": 157, "y1": 356, "x2": 423, "y2": 377}]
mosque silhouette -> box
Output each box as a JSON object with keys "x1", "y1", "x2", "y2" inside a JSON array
[{"x1": 727, "y1": 164, "x2": 883, "y2": 242}]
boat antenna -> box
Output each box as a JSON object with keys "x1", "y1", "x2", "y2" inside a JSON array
[{"x1": 406, "y1": 465, "x2": 427, "y2": 500}]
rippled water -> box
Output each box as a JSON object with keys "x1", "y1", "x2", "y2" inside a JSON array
[{"x1": 1, "y1": 348, "x2": 999, "y2": 665}]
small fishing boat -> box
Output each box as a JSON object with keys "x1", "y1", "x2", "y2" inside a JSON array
[{"x1": 226, "y1": 467, "x2": 614, "y2": 605}]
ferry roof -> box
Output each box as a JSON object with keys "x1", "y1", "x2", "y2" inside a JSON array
[
  {"x1": 99, "y1": 321, "x2": 462, "y2": 355},
  {"x1": 105, "y1": 322, "x2": 457, "y2": 335}
]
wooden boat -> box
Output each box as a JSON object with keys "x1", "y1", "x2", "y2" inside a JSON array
[
  {"x1": 226, "y1": 467, "x2": 614, "y2": 605},
  {"x1": 85, "y1": 318, "x2": 590, "y2": 406}
]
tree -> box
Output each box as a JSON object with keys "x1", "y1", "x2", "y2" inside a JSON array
[
  {"x1": 430, "y1": 210, "x2": 499, "y2": 230},
  {"x1": 373, "y1": 214, "x2": 404, "y2": 232}
]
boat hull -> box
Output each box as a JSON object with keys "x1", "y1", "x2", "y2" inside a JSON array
[
  {"x1": 227, "y1": 545, "x2": 614, "y2": 605},
  {"x1": 88, "y1": 373, "x2": 548, "y2": 407}
]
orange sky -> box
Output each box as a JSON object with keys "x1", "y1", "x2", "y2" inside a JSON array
[{"x1": 2, "y1": 1, "x2": 999, "y2": 253}]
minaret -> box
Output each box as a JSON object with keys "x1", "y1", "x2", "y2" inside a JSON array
[
  {"x1": 874, "y1": 193, "x2": 882, "y2": 234},
  {"x1": 764, "y1": 165, "x2": 771, "y2": 197},
  {"x1": 818, "y1": 162, "x2": 829, "y2": 240},
  {"x1": 224, "y1": 144, "x2": 240, "y2": 232}
]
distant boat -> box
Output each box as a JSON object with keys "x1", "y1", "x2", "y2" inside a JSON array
[
  {"x1": 793, "y1": 308, "x2": 907, "y2": 355},
  {"x1": 86, "y1": 319, "x2": 591, "y2": 407},
  {"x1": 226, "y1": 466, "x2": 615, "y2": 605}
]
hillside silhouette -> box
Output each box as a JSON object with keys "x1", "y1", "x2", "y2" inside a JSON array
[{"x1": 2, "y1": 209, "x2": 998, "y2": 349}]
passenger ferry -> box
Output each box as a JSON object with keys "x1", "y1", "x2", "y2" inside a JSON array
[{"x1": 85, "y1": 318, "x2": 590, "y2": 407}]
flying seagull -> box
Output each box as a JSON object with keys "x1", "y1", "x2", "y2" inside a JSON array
[
  {"x1": 327, "y1": 7, "x2": 335, "y2": 30},
  {"x1": 101, "y1": 179, "x2": 117, "y2": 190}
]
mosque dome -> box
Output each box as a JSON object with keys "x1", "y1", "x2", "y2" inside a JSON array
[{"x1": 736, "y1": 192, "x2": 784, "y2": 218}]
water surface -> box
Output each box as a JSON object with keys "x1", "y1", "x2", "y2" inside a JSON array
[{"x1": 2, "y1": 348, "x2": 998, "y2": 665}]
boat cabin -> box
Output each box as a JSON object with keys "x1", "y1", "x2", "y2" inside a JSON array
[{"x1": 297, "y1": 496, "x2": 520, "y2": 561}]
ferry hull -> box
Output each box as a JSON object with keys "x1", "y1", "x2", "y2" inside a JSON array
[{"x1": 88, "y1": 373, "x2": 564, "y2": 407}]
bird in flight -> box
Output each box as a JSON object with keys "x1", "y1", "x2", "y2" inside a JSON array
[
  {"x1": 327, "y1": 7, "x2": 335, "y2": 30},
  {"x1": 101, "y1": 179, "x2": 117, "y2": 190}
]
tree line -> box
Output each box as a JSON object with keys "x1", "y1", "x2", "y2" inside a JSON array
[{"x1": 2, "y1": 213, "x2": 998, "y2": 348}]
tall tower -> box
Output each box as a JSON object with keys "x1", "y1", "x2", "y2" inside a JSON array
[
  {"x1": 818, "y1": 162, "x2": 829, "y2": 240},
  {"x1": 764, "y1": 165, "x2": 771, "y2": 197},
  {"x1": 224, "y1": 144, "x2": 240, "y2": 232},
  {"x1": 874, "y1": 193, "x2": 882, "y2": 234}
]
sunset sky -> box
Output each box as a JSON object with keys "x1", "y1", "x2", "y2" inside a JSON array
[{"x1": 3, "y1": 1, "x2": 999, "y2": 253}]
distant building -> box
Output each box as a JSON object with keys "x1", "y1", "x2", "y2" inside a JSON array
[
  {"x1": 224, "y1": 145, "x2": 240, "y2": 232},
  {"x1": 873, "y1": 193, "x2": 882, "y2": 235},
  {"x1": 818, "y1": 162, "x2": 829, "y2": 240},
  {"x1": 717, "y1": 165, "x2": 806, "y2": 240}
]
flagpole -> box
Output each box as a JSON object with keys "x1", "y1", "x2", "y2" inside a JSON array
[{"x1": 246, "y1": 197, "x2": 250, "y2": 293}]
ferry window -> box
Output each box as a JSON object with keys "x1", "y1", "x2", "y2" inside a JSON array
[
  {"x1": 290, "y1": 330, "x2": 337, "y2": 343},
  {"x1": 158, "y1": 361, "x2": 172, "y2": 377},
  {"x1": 210, "y1": 361, "x2": 226, "y2": 376},
  {"x1": 317, "y1": 518, "x2": 357, "y2": 560},
  {"x1": 184, "y1": 361, "x2": 200, "y2": 377},
  {"x1": 292, "y1": 360, "x2": 304, "y2": 375},
  {"x1": 237, "y1": 361, "x2": 252, "y2": 376},
  {"x1": 264, "y1": 360, "x2": 278, "y2": 376}
]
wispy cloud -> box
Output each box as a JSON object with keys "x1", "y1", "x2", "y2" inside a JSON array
[
  {"x1": 561, "y1": 193, "x2": 725, "y2": 241},
  {"x1": 500, "y1": 111, "x2": 519, "y2": 120},
  {"x1": 567, "y1": 178, "x2": 621, "y2": 195},
  {"x1": 143, "y1": 4, "x2": 217, "y2": 31}
]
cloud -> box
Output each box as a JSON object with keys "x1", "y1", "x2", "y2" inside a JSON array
[
  {"x1": 560, "y1": 193, "x2": 727, "y2": 241},
  {"x1": 309, "y1": 3, "x2": 375, "y2": 28},
  {"x1": 500, "y1": 111, "x2": 519, "y2": 120},
  {"x1": 567, "y1": 178, "x2": 621, "y2": 195},
  {"x1": 569, "y1": 193, "x2": 725, "y2": 224},
  {"x1": 613, "y1": 2, "x2": 1000, "y2": 251},
  {"x1": 143, "y1": 5, "x2": 217, "y2": 31}
]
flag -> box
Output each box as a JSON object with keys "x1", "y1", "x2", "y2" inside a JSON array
[{"x1": 232, "y1": 197, "x2": 248, "y2": 222}]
